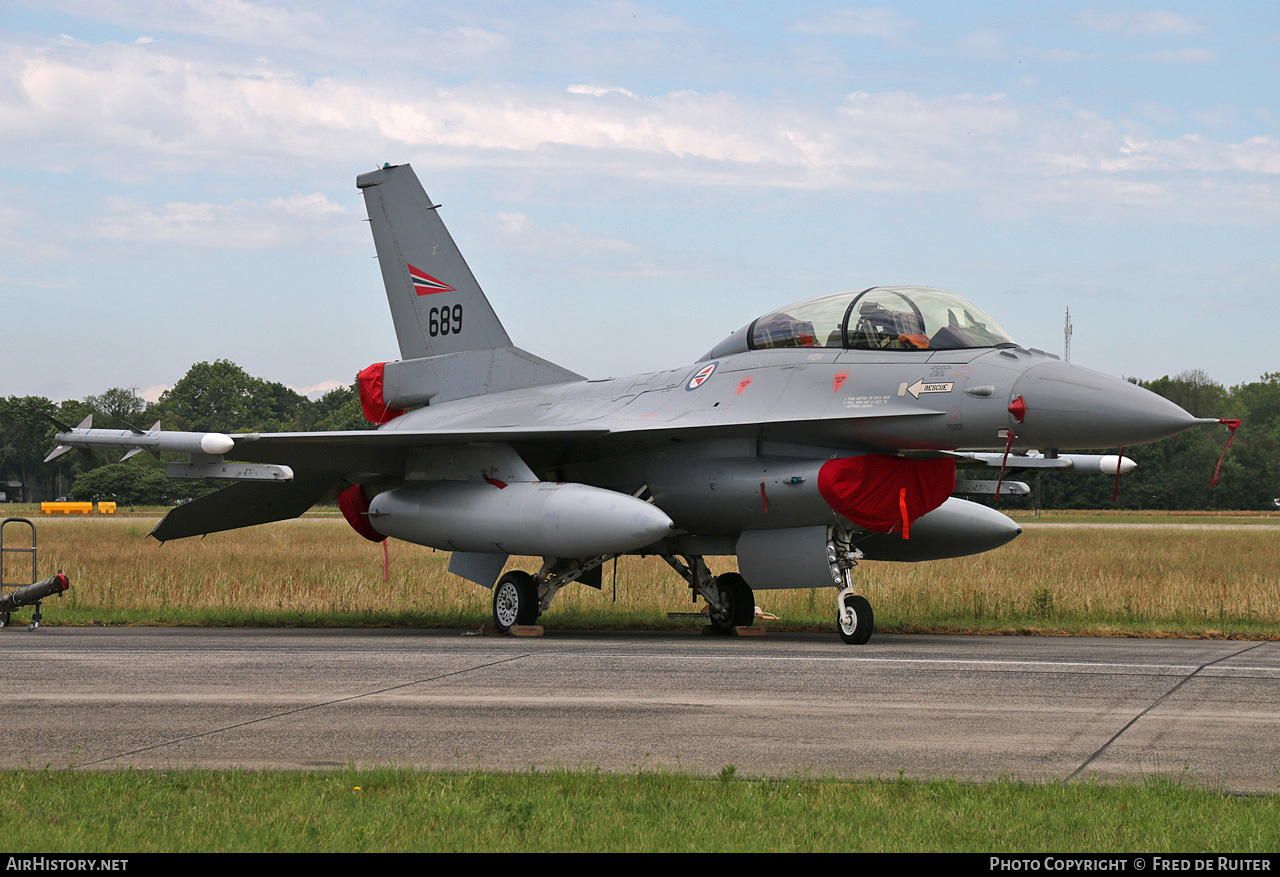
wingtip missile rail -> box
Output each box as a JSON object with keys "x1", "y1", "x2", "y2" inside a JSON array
[{"x1": 45, "y1": 414, "x2": 234, "y2": 463}]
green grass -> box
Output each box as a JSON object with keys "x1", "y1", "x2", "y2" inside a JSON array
[
  {"x1": 3, "y1": 768, "x2": 1279, "y2": 852},
  {"x1": 1009, "y1": 511, "x2": 1280, "y2": 526}
]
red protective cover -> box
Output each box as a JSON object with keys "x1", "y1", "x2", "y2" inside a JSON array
[
  {"x1": 817, "y1": 455, "x2": 956, "y2": 535},
  {"x1": 338, "y1": 483, "x2": 386, "y2": 543},
  {"x1": 358, "y1": 362, "x2": 407, "y2": 425}
]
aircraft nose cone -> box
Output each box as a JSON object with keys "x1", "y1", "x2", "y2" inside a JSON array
[{"x1": 1011, "y1": 361, "x2": 1205, "y2": 448}]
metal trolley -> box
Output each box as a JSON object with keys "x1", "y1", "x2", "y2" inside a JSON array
[{"x1": 1, "y1": 517, "x2": 68, "y2": 630}]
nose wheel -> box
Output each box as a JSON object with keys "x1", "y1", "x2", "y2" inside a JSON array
[{"x1": 837, "y1": 591, "x2": 874, "y2": 644}]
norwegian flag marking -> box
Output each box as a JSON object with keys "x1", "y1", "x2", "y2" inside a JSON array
[
  {"x1": 686, "y1": 362, "x2": 718, "y2": 391},
  {"x1": 408, "y1": 263, "x2": 455, "y2": 295}
]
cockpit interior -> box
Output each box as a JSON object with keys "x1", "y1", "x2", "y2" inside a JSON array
[{"x1": 709, "y1": 287, "x2": 1017, "y2": 358}]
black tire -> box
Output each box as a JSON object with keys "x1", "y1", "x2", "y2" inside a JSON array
[
  {"x1": 492, "y1": 571, "x2": 539, "y2": 632},
  {"x1": 709, "y1": 573, "x2": 755, "y2": 633},
  {"x1": 837, "y1": 594, "x2": 873, "y2": 644}
]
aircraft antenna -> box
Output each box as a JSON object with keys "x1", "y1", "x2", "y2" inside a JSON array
[{"x1": 1064, "y1": 306, "x2": 1073, "y2": 363}]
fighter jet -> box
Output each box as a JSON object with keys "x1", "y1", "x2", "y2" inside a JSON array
[{"x1": 48, "y1": 163, "x2": 1223, "y2": 643}]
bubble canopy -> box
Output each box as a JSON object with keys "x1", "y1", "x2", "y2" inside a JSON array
[{"x1": 722, "y1": 287, "x2": 1017, "y2": 354}]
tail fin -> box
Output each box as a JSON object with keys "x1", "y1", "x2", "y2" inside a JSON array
[{"x1": 357, "y1": 163, "x2": 581, "y2": 404}]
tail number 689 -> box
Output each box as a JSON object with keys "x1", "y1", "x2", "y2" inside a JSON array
[{"x1": 429, "y1": 305, "x2": 463, "y2": 336}]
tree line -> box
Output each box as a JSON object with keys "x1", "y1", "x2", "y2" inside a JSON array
[
  {"x1": 1, "y1": 362, "x2": 1276, "y2": 509},
  {"x1": 1003, "y1": 370, "x2": 1279, "y2": 512},
  {"x1": 0, "y1": 360, "x2": 367, "y2": 505}
]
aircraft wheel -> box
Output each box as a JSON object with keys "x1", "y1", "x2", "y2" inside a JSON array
[
  {"x1": 493, "y1": 571, "x2": 539, "y2": 633},
  {"x1": 837, "y1": 594, "x2": 874, "y2": 645},
  {"x1": 710, "y1": 573, "x2": 755, "y2": 633}
]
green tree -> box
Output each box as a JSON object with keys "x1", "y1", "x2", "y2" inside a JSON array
[
  {"x1": 1003, "y1": 369, "x2": 1264, "y2": 511},
  {"x1": 311, "y1": 384, "x2": 369, "y2": 431},
  {"x1": 71, "y1": 463, "x2": 173, "y2": 505},
  {"x1": 84, "y1": 386, "x2": 151, "y2": 429},
  {"x1": 1143, "y1": 369, "x2": 1228, "y2": 418},
  {"x1": 152, "y1": 360, "x2": 289, "y2": 433},
  {"x1": 0, "y1": 396, "x2": 57, "y2": 501}
]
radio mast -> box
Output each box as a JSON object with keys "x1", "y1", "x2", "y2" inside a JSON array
[{"x1": 1064, "y1": 306, "x2": 1073, "y2": 362}]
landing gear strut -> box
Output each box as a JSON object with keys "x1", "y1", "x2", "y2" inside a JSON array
[
  {"x1": 829, "y1": 526, "x2": 874, "y2": 645},
  {"x1": 489, "y1": 556, "x2": 613, "y2": 633},
  {"x1": 660, "y1": 554, "x2": 754, "y2": 634}
]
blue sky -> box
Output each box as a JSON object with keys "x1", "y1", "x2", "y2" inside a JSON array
[{"x1": 2, "y1": 1, "x2": 1277, "y2": 403}]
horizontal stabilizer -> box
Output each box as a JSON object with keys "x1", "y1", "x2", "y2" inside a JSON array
[
  {"x1": 385, "y1": 347, "x2": 583, "y2": 407},
  {"x1": 150, "y1": 471, "x2": 341, "y2": 542}
]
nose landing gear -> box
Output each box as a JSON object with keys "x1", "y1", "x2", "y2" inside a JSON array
[{"x1": 836, "y1": 590, "x2": 873, "y2": 645}]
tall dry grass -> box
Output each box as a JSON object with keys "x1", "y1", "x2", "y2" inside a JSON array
[{"x1": 5, "y1": 516, "x2": 1278, "y2": 635}]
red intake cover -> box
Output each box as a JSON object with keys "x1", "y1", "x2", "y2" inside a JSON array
[
  {"x1": 358, "y1": 362, "x2": 407, "y2": 425},
  {"x1": 338, "y1": 484, "x2": 386, "y2": 543},
  {"x1": 817, "y1": 455, "x2": 956, "y2": 534}
]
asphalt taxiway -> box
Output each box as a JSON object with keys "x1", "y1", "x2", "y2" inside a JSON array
[{"x1": 4, "y1": 627, "x2": 1278, "y2": 792}]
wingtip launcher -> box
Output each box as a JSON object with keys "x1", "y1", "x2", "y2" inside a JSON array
[{"x1": 45, "y1": 419, "x2": 292, "y2": 483}]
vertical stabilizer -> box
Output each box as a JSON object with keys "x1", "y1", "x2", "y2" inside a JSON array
[
  {"x1": 357, "y1": 164, "x2": 582, "y2": 405},
  {"x1": 358, "y1": 163, "x2": 511, "y2": 359}
]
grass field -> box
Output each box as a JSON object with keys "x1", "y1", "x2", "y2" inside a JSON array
[
  {"x1": 3, "y1": 508, "x2": 1278, "y2": 638},
  {"x1": 3, "y1": 768, "x2": 1279, "y2": 853}
]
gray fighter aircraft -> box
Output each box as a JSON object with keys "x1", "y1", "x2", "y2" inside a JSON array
[{"x1": 48, "y1": 163, "x2": 1223, "y2": 643}]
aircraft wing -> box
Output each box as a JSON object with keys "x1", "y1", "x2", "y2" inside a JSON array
[
  {"x1": 225, "y1": 426, "x2": 612, "y2": 468},
  {"x1": 53, "y1": 409, "x2": 943, "y2": 542},
  {"x1": 151, "y1": 470, "x2": 346, "y2": 542},
  {"x1": 225, "y1": 407, "x2": 942, "y2": 463}
]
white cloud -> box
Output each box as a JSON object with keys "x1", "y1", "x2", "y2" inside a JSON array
[
  {"x1": 791, "y1": 7, "x2": 918, "y2": 38},
  {"x1": 572, "y1": 1, "x2": 690, "y2": 34},
  {"x1": 266, "y1": 193, "x2": 348, "y2": 220},
  {"x1": 94, "y1": 193, "x2": 349, "y2": 248},
  {"x1": 1075, "y1": 10, "x2": 1201, "y2": 36},
  {"x1": 1132, "y1": 48, "x2": 1215, "y2": 63},
  {"x1": 958, "y1": 29, "x2": 1007, "y2": 60},
  {"x1": 138, "y1": 383, "x2": 170, "y2": 403},
  {"x1": 2, "y1": 32, "x2": 1278, "y2": 226},
  {"x1": 33, "y1": 0, "x2": 511, "y2": 69},
  {"x1": 568, "y1": 84, "x2": 638, "y2": 99},
  {"x1": 494, "y1": 210, "x2": 636, "y2": 258},
  {"x1": 292, "y1": 379, "x2": 344, "y2": 399}
]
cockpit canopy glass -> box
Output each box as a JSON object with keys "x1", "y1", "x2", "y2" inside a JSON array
[{"x1": 747, "y1": 287, "x2": 1016, "y2": 352}]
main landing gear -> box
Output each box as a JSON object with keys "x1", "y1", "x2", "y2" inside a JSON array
[
  {"x1": 489, "y1": 555, "x2": 614, "y2": 634},
  {"x1": 487, "y1": 535, "x2": 876, "y2": 645},
  {"x1": 492, "y1": 571, "x2": 539, "y2": 633},
  {"x1": 660, "y1": 554, "x2": 755, "y2": 634}
]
